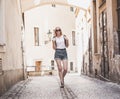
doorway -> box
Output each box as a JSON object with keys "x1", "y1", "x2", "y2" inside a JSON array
[
  {"x1": 70, "y1": 62, "x2": 73, "y2": 71},
  {"x1": 35, "y1": 61, "x2": 42, "y2": 72},
  {"x1": 99, "y1": 10, "x2": 109, "y2": 78},
  {"x1": 89, "y1": 28, "x2": 93, "y2": 74}
]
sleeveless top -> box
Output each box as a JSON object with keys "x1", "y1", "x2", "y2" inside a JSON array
[{"x1": 52, "y1": 35, "x2": 67, "y2": 49}]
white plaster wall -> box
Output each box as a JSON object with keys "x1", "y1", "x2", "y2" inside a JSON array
[
  {"x1": 24, "y1": 5, "x2": 77, "y2": 72},
  {"x1": 0, "y1": 0, "x2": 6, "y2": 46},
  {"x1": 0, "y1": 0, "x2": 23, "y2": 70},
  {"x1": 76, "y1": 10, "x2": 90, "y2": 74}
]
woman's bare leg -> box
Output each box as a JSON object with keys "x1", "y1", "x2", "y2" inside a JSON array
[
  {"x1": 55, "y1": 59, "x2": 63, "y2": 83},
  {"x1": 62, "y1": 60, "x2": 68, "y2": 82}
]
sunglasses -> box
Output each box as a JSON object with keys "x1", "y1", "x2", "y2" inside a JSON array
[{"x1": 55, "y1": 29, "x2": 61, "y2": 32}]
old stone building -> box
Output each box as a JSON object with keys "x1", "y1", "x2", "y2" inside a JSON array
[
  {"x1": 0, "y1": 0, "x2": 25, "y2": 96},
  {"x1": 81, "y1": 0, "x2": 120, "y2": 83},
  {"x1": 73, "y1": 0, "x2": 93, "y2": 76}
]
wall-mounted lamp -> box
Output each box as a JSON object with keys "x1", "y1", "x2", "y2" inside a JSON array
[
  {"x1": 47, "y1": 29, "x2": 52, "y2": 41},
  {"x1": 44, "y1": 29, "x2": 52, "y2": 44}
]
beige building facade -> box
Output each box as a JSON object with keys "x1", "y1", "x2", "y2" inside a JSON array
[
  {"x1": 0, "y1": 0, "x2": 25, "y2": 95},
  {"x1": 24, "y1": 4, "x2": 78, "y2": 74}
]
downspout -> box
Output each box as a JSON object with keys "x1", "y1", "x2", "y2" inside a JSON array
[{"x1": 19, "y1": 0, "x2": 27, "y2": 80}]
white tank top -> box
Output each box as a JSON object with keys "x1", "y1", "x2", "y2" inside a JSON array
[{"x1": 52, "y1": 35, "x2": 66, "y2": 49}]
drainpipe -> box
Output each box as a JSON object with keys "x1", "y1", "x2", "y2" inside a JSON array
[{"x1": 19, "y1": 0, "x2": 27, "y2": 80}]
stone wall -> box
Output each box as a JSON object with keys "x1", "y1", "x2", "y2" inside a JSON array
[
  {"x1": 110, "y1": 55, "x2": 120, "y2": 83},
  {"x1": 82, "y1": 0, "x2": 120, "y2": 83},
  {"x1": 106, "y1": 0, "x2": 120, "y2": 83},
  {"x1": 0, "y1": 69, "x2": 23, "y2": 96}
]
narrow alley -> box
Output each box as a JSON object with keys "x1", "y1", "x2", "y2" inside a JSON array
[
  {"x1": 1, "y1": 73, "x2": 120, "y2": 99},
  {"x1": 0, "y1": 0, "x2": 120, "y2": 99}
]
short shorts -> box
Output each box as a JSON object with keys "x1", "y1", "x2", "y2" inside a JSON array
[{"x1": 54, "y1": 49, "x2": 68, "y2": 60}]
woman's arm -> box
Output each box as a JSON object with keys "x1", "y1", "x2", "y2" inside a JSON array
[
  {"x1": 64, "y1": 35, "x2": 69, "y2": 48},
  {"x1": 52, "y1": 40, "x2": 57, "y2": 50},
  {"x1": 65, "y1": 39, "x2": 69, "y2": 48}
]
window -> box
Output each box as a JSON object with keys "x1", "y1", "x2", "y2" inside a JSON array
[
  {"x1": 117, "y1": 0, "x2": 120, "y2": 29},
  {"x1": 51, "y1": 60, "x2": 54, "y2": 66},
  {"x1": 52, "y1": 4, "x2": 55, "y2": 7},
  {"x1": 51, "y1": 60, "x2": 54, "y2": 70},
  {"x1": 70, "y1": 7, "x2": 74, "y2": 12},
  {"x1": 70, "y1": 62, "x2": 73, "y2": 71},
  {"x1": 72, "y1": 31, "x2": 76, "y2": 46},
  {"x1": 93, "y1": 0, "x2": 98, "y2": 53},
  {"x1": 34, "y1": 27, "x2": 39, "y2": 46},
  {"x1": 0, "y1": 58, "x2": 2, "y2": 75},
  {"x1": 117, "y1": 0, "x2": 120, "y2": 53},
  {"x1": 0, "y1": 1, "x2": 5, "y2": 46}
]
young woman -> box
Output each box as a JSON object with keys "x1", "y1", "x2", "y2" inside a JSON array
[{"x1": 52, "y1": 27, "x2": 69, "y2": 88}]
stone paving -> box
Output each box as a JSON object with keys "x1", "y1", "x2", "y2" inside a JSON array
[{"x1": 1, "y1": 73, "x2": 120, "y2": 99}]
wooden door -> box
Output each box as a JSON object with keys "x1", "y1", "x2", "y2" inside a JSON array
[
  {"x1": 117, "y1": 0, "x2": 120, "y2": 52},
  {"x1": 100, "y1": 10, "x2": 109, "y2": 78},
  {"x1": 35, "y1": 61, "x2": 41, "y2": 72},
  {"x1": 89, "y1": 28, "x2": 93, "y2": 74}
]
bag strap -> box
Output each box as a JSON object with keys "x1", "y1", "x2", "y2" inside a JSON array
[
  {"x1": 54, "y1": 35, "x2": 67, "y2": 47},
  {"x1": 53, "y1": 36, "x2": 57, "y2": 46},
  {"x1": 63, "y1": 35, "x2": 67, "y2": 47}
]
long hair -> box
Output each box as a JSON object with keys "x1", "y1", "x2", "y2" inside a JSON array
[{"x1": 54, "y1": 27, "x2": 62, "y2": 37}]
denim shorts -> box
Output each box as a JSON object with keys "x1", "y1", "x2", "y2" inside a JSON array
[{"x1": 54, "y1": 49, "x2": 68, "y2": 60}]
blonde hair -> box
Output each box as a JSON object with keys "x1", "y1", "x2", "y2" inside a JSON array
[{"x1": 54, "y1": 27, "x2": 62, "y2": 36}]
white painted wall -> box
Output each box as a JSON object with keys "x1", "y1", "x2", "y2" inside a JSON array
[
  {"x1": 24, "y1": 4, "x2": 77, "y2": 72},
  {"x1": 76, "y1": 10, "x2": 90, "y2": 74},
  {"x1": 0, "y1": 0, "x2": 23, "y2": 70},
  {"x1": 0, "y1": 0, "x2": 5, "y2": 45}
]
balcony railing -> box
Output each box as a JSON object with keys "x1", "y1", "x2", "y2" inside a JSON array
[{"x1": 26, "y1": 65, "x2": 56, "y2": 72}]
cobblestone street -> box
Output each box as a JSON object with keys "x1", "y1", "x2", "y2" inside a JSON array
[{"x1": 1, "y1": 73, "x2": 120, "y2": 99}]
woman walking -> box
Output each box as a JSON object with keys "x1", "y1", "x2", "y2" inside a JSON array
[{"x1": 52, "y1": 27, "x2": 69, "y2": 88}]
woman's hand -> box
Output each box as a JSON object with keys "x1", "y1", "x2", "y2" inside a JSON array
[
  {"x1": 64, "y1": 35, "x2": 68, "y2": 41},
  {"x1": 52, "y1": 41, "x2": 57, "y2": 50},
  {"x1": 64, "y1": 35, "x2": 69, "y2": 47}
]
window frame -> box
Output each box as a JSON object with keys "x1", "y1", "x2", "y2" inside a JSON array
[
  {"x1": 72, "y1": 31, "x2": 76, "y2": 46},
  {"x1": 0, "y1": 58, "x2": 2, "y2": 75},
  {"x1": 70, "y1": 7, "x2": 74, "y2": 12},
  {"x1": 70, "y1": 62, "x2": 73, "y2": 71},
  {"x1": 117, "y1": 0, "x2": 120, "y2": 29},
  {"x1": 34, "y1": 27, "x2": 40, "y2": 46},
  {"x1": 117, "y1": 0, "x2": 120, "y2": 53},
  {"x1": 51, "y1": 60, "x2": 54, "y2": 66}
]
